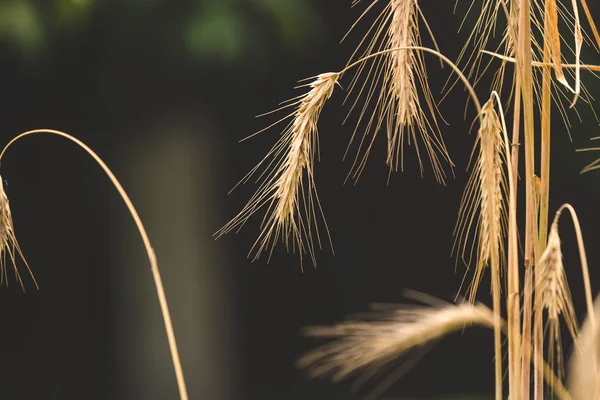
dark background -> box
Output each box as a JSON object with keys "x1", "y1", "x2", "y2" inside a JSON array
[{"x1": 0, "y1": 1, "x2": 599, "y2": 399}]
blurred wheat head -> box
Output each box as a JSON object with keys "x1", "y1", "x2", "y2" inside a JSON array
[
  {"x1": 0, "y1": 176, "x2": 36, "y2": 290},
  {"x1": 298, "y1": 295, "x2": 498, "y2": 385}
]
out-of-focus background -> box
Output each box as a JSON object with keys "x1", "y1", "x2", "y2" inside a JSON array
[{"x1": 0, "y1": 1, "x2": 599, "y2": 399}]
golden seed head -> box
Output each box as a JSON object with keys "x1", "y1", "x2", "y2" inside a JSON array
[
  {"x1": 343, "y1": 0, "x2": 452, "y2": 184},
  {"x1": 536, "y1": 221, "x2": 578, "y2": 379},
  {"x1": 298, "y1": 298, "x2": 497, "y2": 385},
  {"x1": 216, "y1": 73, "x2": 339, "y2": 267},
  {"x1": 453, "y1": 98, "x2": 507, "y2": 302}
]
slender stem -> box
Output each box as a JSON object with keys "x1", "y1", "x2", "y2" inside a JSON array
[
  {"x1": 534, "y1": 4, "x2": 554, "y2": 397},
  {"x1": 492, "y1": 91, "x2": 515, "y2": 400},
  {"x1": 496, "y1": 312, "x2": 572, "y2": 400},
  {"x1": 339, "y1": 46, "x2": 483, "y2": 115},
  {"x1": 491, "y1": 256, "x2": 503, "y2": 400},
  {"x1": 517, "y1": 2, "x2": 536, "y2": 399},
  {"x1": 0, "y1": 129, "x2": 189, "y2": 400},
  {"x1": 519, "y1": 0, "x2": 535, "y2": 276},
  {"x1": 509, "y1": 58, "x2": 523, "y2": 400},
  {"x1": 521, "y1": 265, "x2": 533, "y2": 400}
]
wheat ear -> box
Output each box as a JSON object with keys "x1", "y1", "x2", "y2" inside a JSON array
[
  {"x1": 297, "y1": 295, "x2": 498, "y2": 385},
  {"x1": 453, "y1": 97, "x2": 507, "y2": 302},
  {"x1": 299, "y1": 292, "x2": 572, "y2": 400},
  {"x1": 216, "y1": 73, "x2": 339, "y2": 267},
  {"x1": 535, "y1": 218, "x2": 578, "y2": 383},
  {"x1": 452, "y1": 96, "x2": 507, "y2": 400},
  {"x1": 0, "y1": 130, "x2": 188, "y2": 400},
  {"x1": 343, "y1": 0, "x2": 452, "y2": 184},
  {"x1": 0, "y1": 177, "x2": 37, "y2": 290}
]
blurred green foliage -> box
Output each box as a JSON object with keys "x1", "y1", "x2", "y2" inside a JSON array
[{"x1": 0, "y1": 0, "x2": 322, "y2": 64}]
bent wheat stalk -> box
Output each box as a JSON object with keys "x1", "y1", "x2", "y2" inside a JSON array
[{"x1": 0, "y1": 129, "x2": 188, "y2": 400}]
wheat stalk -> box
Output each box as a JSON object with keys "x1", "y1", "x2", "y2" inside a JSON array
[
  {"x1": 0, "y1": 130, "x2": 188, "y2": 400},
  {"x1": 0, "y1": 177, "x2": 37, "y2": 290},
  {"x1": 216, "y1": 73, "x2": 339, "y2": 266}
]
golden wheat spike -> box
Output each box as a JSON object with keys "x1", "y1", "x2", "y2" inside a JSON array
[
  {"x1": 216, "y1": 73, "x2": 339, "y2": 267},
  {"x1": 343, "y1": 0, "x2": 453, "y2": 184},
  {"x1": 536, "y1": 220, "x2": 578, "y2": 381},
  {"x1": 297, "y1": 295, "x2": 497, "y2": 387},
  {"x1": 453, "y1": 98, "x2": 508, "y2": 302}
]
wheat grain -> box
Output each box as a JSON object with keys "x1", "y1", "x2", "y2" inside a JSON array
[{"x1": 216, "y1": 73, "x2": 339, "y2": 267}]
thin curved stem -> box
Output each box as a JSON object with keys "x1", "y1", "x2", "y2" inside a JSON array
[
  {"x1": 491, "y1": 90, "x2": 514, "y2": 400},
  {"x1": 555, "y1": 204, "x2": 595, "y2": 328},
  {"x1": 339, "y1": 45, "x2": 483, "y2": 116},
  {"x1": 0, "y1": 129, "x2": 188, "y2": 400}
]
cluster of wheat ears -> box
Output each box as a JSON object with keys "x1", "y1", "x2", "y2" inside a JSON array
[
  {"x1": 216, "y1": 0, "x2": 600, "y2": 399},
  {"x1": 3, "y1": 1, "x2": 600, "y2": 400}
]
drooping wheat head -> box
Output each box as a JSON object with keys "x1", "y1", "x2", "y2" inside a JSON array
[
  {"x1": 535, "y1": 220, "x2": 578, "y2": 381},
  {"x1": 297, "y1": 296, "x2": 497, "y2": 386},
  {"x1": 0, "y1": 176, "x2": 37, "y2": 290},
  {"x1": 343, "y1": 0, "x2": 452, "y2": 184},
  {"x1": 216, "y1": 73, "x2": 339, "y2": 267},
  {"x1": 453, "y1": 98, "x2": 508, "y2": 302}
]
